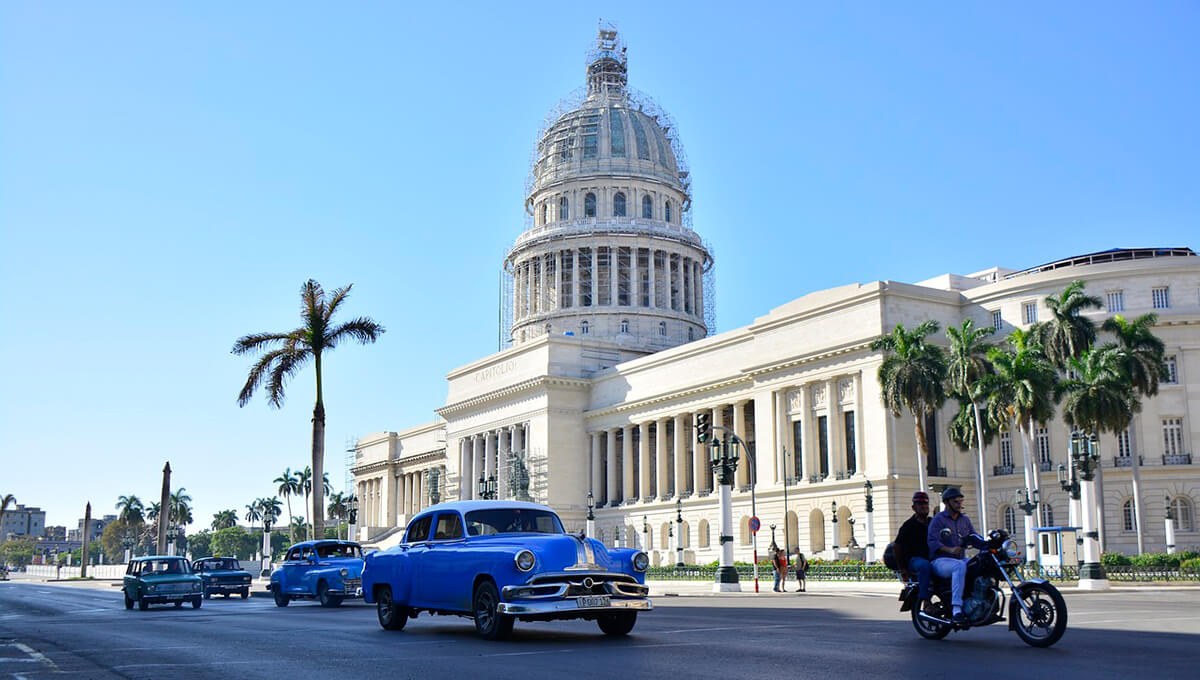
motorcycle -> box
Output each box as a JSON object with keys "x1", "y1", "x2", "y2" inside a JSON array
[{"x1": 897, "y1": 528, "x2": 1067, "y2": 647}]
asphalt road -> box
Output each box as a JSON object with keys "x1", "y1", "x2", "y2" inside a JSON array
[{"x1": 1, "y1": 580, "x2": 1197, "y2": 679}]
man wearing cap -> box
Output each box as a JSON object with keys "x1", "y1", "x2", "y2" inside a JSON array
[
  {"x1": 893, "y1": 491, "x2": 932, "y2": 604},
  {"x1": 927, "y1": 487, "x2": 975, "y2": 622}
]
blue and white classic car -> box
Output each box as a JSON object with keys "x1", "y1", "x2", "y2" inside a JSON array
[
  {"x1": 362, "y1": 500, "x2": 652, "y2": 639},
  {"x1": 269, "y1": 540, "x2": 364, "y2": 608}
]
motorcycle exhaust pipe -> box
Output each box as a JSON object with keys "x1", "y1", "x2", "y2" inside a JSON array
[{"x1": 917, "y1": 611, "x2": 952, "y2": 627}]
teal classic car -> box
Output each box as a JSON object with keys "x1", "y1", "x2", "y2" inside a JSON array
[
  {"x1": 191, "y1": 557, "x2": 254, "y2": 599},
  {"x1": 122, "y1": 556, "x2": 203, "y2": 610}
]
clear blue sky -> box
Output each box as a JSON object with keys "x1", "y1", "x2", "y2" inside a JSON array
[{"x1": 2, "y1": 2, "x2": 1196, "y2": 531}]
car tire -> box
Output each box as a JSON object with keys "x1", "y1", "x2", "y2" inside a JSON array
[
  {"x1": 273, "y1": 586, "x2": 290, "y2": 607},
  {"x1": 203, "y1": 589, "x2": 211, "y2": 600},
  {"x1": 472, "y1": 581, "x2": 513, "y2": 640},
  {"x1": 137, "y1": 597, "x2": 149, "y2": 611},
  {"x1": 597, "y1": 611, "x2": 637, "y2": 636},
  {"x1": 123, "y1": 590, "x2": 134, "y2": 610},
  {"x1": 317, "y1": 581, "x2": 342, "y2": 608},
  {"x1": 191, "y1": 597, "x2": 202, "y2": 609},
  {"x1": 375, "y1": 586, "x2": 407, "y2": 631},
  {"x1": 174, "y1": 601, "x2": 183, "y2": 608},
  {"x1": 224, "y1": 592, "x2": 231, "y2": 599},
  {"x1": 240, "y1": 588, "x2": 249, "y2": 599}
]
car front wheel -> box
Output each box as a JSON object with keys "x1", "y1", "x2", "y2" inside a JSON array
[
  {"x1": 203, "y1": 589, "x2": 211, "y2": 599},
  {"x1": 273, "y1": 586, "x2": 289, "y2": 607},
  {"x1": 597, "y1": 611, "x2": 637, "y2": 636},
  {"x1": 472, "y1": 581, "x2": 513, "y2": 640},
  {"x1": 123, "y1": 590, "x2": 133, "y2": 610},
  {"x1": 191, "y1": 597, "x2": 202, "y2": 609},
  {"x1": 137, "y1": 597, "x2": 149, "y2": 611},
  {"x1": 376, "y1": 586, "x2": 407, "y2": 631},
  {"x1": 240, "y1": 588, "x2": 249, "y2": 599},
  {"x1": 317, "y1": 581, "x2": 343, "y2": 608}
]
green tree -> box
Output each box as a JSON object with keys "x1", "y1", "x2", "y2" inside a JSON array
[
  {"x1": 1040, "y1": 280, "x2": 1102, "y2": 368},
  {"x1": 327, "y1": 492, "x2": 350, "y2": 540},
  {"x1": 234, "y1": 279, "x2": 385, "y2": 542},
  {"x1": 945, "y1": 318, "x2": 995, "y2": 529},
  {"x1": 169, "y1": 488, "x2": 193, "y2": 527},
  {"x1": 0, "y1": 536, "x2": 36, "y2": 568},
  {"x1": 244, "y1": 501, "x2": 263, "y2": 534},
  {"x1": 0, "y1": 494, "x2": 17, "y2": 533},
  {"x1": 211, "y1": 509, "x2": 238, "y2": 531},
  {"x1": 115, "y1": 495, "x2": 144, "y2": 525},
  {"x1": 289, "y1": 516, "x2": 308, "y2": 542},
  {"x1": 870, "y1": 321, "x2": 948, "y2": 492},
  {"x1": 210, "y1": 527, "x2": 256, "y2": 560},
  {"x1": 297, "y1": 467, "x2": 312, "y2": 537},
  {"x1": 1057, "y1": 346, "x2": 1137, "y2": 435},
  {"x1": 274, "y1": 468, "x2": 302, "y2": 545},
  {"x1": 188, "y1": 530, "x2": 213, "y2": 558}
]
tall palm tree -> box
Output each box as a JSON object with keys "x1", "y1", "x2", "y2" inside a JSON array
[
  {"x1": 1040, "y1": 280, "x2": 1103, "y2": 369},
  {"x1": 169, "y1": 488, "x2": 193, "y2": 527},
  {"x1": 0, "y1": 494, "x2": 16, "y2": 535},
  {"x1": 244, "y1": 501, "x2": 264, "y2": 534},
  {"x1": 1057, "y1": 346, "x2": 1138, "y2": 435},
  {"x1": 115, "y1": 495, "x2": 145, "y2": 525},
  {"x1": 327, "y1": 492, "x2": 349, "y2": 540},
  {"x1": 870, "y1": 321, "x2": 948, "y2": 493},
  {"x1": 297, "y1": 467, "x2": 313, "y2": 537},
  {"x1": 234, "y1": 279, "x2": 385, "y2": 544},
  {"x1": 274, "y1": 468, "x2": 302, "y2": 545},
  {"x1": 147, "y1": 502, "x2": 160, "y2": 523},
  {"x1": 302, "y1": 469, "x2": 333, "y2": 538},
  {"x1": 260, "y1": 497, "x2": 283, "y2": 528},
  {"x1": 290, "y1": 516, "x2": 308, "y2": 542},
  {"x1": 945, "y1": 318, "x2": 995, "y2": 528},
  {"x1": 211, "y1": 509, "x2": 238, "y2": 531}
]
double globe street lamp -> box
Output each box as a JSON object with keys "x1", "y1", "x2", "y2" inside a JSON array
[
  {"x1": 675, "y1": 498, "x2": 684, "y2": 567},
  {"x1": 699, "y1": 411, "x2": 742, "y2": 592},
  {"x1": 477, "y1": 474, "x2": 498, "y2": 500},
  {"x1": 586, "y1": 492, "x2": 596, "y2": 538},
  {"x1": 1070, "y1": 431, "x2": 1109, "y2": 589}
]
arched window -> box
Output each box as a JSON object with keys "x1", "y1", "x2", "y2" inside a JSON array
[
  {"x1": 1171, "y1": 496, "x2": 1195, "y2": 532},
  {"x1": 739, "y1": 516, "x2": 751, "y2": 546},
  {"x1": 1040, "y1": 503, "x2": 1055, "y2": 527},
  {"x1": 620, "y1": 319, "x2": 629, "y2": 333},
  {"x1": 809, "y1": 509, "x2": 826, "y2": 554},
  {"x1": 1123, "y1": 499, "x2": 1137, "y2": 532},
  {"x1": 558, "y1": 196, "x2": 568, "y2": 220},
  {"x1": 642, "y1": 195, "x2": 653, "y2": 219},
  {"x1": 626, "y1": 525, "x2": 636, "y2": 547},
  {"x1": 687, "y1": 327, "x2": 694, "y2": 341},
  {"x1": 698, "y1": 519, "x2": 710, "y2": 548},
  {"x1": 659, "y1": 321, "x2": 667, "y2": 336},
  {"x1": 580, "y1": 320, "x2": 589, "y2": 335},
  {"x1": 665, "y1": 201, "x2": 672, "y2": 223},
  {"x1": 1002, "y1": 506, "x2": 1017, "y2": 535},
  {"x1": 584, "y1": 192, "x2": 596, "y2": 217},
  {"x1": 661, "y1": 522, "x2": 671, "y2": 549},
  {"x1": 541, "y1": 202, "x2": 548, "y2": 225},
  {"x1": 613, "y1": 192, "x2": 626, "y2": 217}
]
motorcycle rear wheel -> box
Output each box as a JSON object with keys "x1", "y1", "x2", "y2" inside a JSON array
[
  {"x1": 1012, "y1": 582, "x2": 1067, "y2": 648},
  {"x1": 911, "y1": 595, "x2": 952, "y2": 640}
]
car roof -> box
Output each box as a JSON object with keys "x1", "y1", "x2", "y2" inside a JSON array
[
  {"x1": 132, "y1": 555, "x2": 186, "y2": 561},
  {"x1": 287, "y1": 540, "x2": 362, "y2": 549},
  {"x1": 411, "y1": 500, "x2": 555, "y2": 516}
]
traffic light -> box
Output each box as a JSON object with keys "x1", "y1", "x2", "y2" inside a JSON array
[{"x1": 696, "y1": 412, "x2": 711, "y2": 443}]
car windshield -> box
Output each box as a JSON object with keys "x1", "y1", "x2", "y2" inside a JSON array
[
  {"x1": 315, "y1": 544, "x2": 362, "y2": 559},
  {"x1": 198, "y1": 559, "x2": 240, "y2": 571},
  {"x1": 464, "y1": 509, "x2": 564, "y2": 536},
  {"x1": 142, "y1": 559, "x2": 188, "y2": 575}
]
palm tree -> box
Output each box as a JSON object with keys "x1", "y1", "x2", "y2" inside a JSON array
[
  {"x1": 1040, "y1": 280, "x2": 1103, "y2": 369},
  {"x1": 945, "y1": 318, "x2": 995, "y2": 529},
  {"x1": 290, "y1": 515, "x2": 308, "y2": 542},
  {"x1": 234, "y1": 279, "x2": 385, "y2": 544},
  {"x1": 870, "y1": 321, "x2": 948, "y2": 493},
  {"x1": 0, "y1": 494, "x2": 16, "y2": 535},
  {"x1": 274, "y1": 468, "x2": 302, "y2": 545},
  {"x1": 298, "y1": 466, "x2": 313, "y2": 537},
  {"x1": 244, "y1": 501, "x2": 264, "y2": 534},
  {"x1": 327, "y1": 492, "x2": 349, "y2": 540},
  {"x1": 260, "y1": 497, "x2": 283, "y2": 528},
  {"x1": 1057, "y1": 346, "x2": 1138, "y2": 435},
  {"x1": 169, "y1": 488, "x2": 193, "y2": 527},
  {"x1": 211, "y1": 509, "x2": 238, "y2": 531},
  {"x1": 115, "y1": 495, "x2": 145, "y2": 525},
  {"x1": 147, "y1": 502, "x2": 161, "y2": 523}
]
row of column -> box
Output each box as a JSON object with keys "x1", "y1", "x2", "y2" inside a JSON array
[
  {"x1": 774, "y1": 374, "x2": 865, "y2": 484},
  {"x1": 514, "y1": 246, "x2": 704, "y2": 320},
  {"x1": 356, "y1": 466, "x2": 440, "y2": 527},
  {"x1": 457, "y1": 423, "x2": 529, "y2": 500}
]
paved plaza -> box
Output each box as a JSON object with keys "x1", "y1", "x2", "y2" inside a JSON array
[{"x1": 2, "y1": 576, "x2": 1197, "y2": 679}]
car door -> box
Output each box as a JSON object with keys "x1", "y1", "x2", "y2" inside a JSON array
[
  {"x1": 281, "y1": 547, "x2": 305, "y2": 594},
  {"x1": 422, "y1": 512, "x2": 468, "y2": 608},
  {"x1": 403, "y1": 515, "x2": 434, "y2": 606},
  {"x1": 296, "y1": 546, "x2": 319, "y2": 594}
]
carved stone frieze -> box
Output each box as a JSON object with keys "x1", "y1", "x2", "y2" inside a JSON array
[{"x1": 811, "y1": 383, "x2": 826, "y2": 408}]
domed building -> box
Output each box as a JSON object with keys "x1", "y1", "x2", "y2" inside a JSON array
[
  {"x1": 505, "y1": 28, "x2": 712, "y2": 351},
  {"x1": 352, "y1": 28, "x2": 1199, "y2": 574}
]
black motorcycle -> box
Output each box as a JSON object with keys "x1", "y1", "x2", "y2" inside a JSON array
[{"x1": 896, "y1": 529, "x2": 1067, "y2": 647}]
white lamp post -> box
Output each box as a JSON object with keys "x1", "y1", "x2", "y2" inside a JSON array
[{"x1": 1165, "y1": 495, "x2": 1176, "y2": 555}]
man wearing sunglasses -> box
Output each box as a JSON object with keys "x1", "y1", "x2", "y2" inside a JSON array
[{"x1": 893, "y1": 491, "x2": 932, "y2": 604}]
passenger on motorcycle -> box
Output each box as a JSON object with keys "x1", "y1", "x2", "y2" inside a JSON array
[
  {"x1": 894, "y1": 491, "x2": 932, "y2": 604},
  {"x1": 927, "y1": 487, "x2": 975, "y2": 623}
]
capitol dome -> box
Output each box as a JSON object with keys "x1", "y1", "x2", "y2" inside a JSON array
[{"x1": 505, "y1": 27, "x2": 713, "y2": 353}]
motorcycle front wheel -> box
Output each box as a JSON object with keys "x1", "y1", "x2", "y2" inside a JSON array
[
  {"x1": 911, "y1": 595, "x2": 952, "y2": 640},
  {"x1": 1012, "y1": 582, "x2": 1067, "y2": 647}
]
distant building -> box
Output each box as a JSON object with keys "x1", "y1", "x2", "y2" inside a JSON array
[
  {"x1": 66, "y1": 514, "x2": 116, "y2": 543},
  {"x1": 44, "y1": 525, "x2": 66, "y2": 541},
  {"x1": 1, "y1": 504, "x2": 46, "y2": 540}
]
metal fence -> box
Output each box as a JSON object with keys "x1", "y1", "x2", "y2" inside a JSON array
[{"x1": 646, "y1": 564, "x2": 1200, "y2": 583}]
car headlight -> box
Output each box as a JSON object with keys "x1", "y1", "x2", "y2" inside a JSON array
[
  {"x1": 193, "y1": 582, "x2": 202, "y2": 591},
  {"x1": 632, "y1": 552, "x2": 649, "y2": 572},
  {"x1": 243, "y1": 576, "x2": 252, "y2": 582},
  {"x1": 515, "y1": 550, "x2": 536, "y2": 572},
  {"x1": 1002, "y1": 539, "x2": 1020, "y2": 560},
  {"x1": 340, "y1": 568, "x2": 348, "y2": 577},
  {"x1": 145, "y1": 584, "x2": 157, "y2": 593}
]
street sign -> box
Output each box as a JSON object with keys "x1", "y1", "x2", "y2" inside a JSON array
[{"x1": 749, "y1": 516, "x2": 761, "y2": 533}]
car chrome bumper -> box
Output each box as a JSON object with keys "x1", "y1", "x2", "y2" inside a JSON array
[
  {"x1": 496, "y1": 597, "x2": 652, "y2": 615},
  {"x1": 206, "y1": 584, "x2": 250, "y2": 591}
]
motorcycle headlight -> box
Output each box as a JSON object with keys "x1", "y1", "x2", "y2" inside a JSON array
[
  {"x1": 632, "y1": 551, "x2": 649, "y2": 572},
  {"x1": 340, "y1": 569, "x2": 348, "y2": 577},
  {"x1": 1002, "y1": 539, "x2": 1020, "y2": 560},
  {"x1": 515, "y1": 550, "x2": 536, "y2": 572}
]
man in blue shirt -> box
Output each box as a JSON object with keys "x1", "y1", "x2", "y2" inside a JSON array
[{"x1": 927, "y1": 487, "x2": 975, "y2": 622}]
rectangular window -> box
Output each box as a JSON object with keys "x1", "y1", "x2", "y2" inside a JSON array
[
  {"x1": 608, "y1": 111, "x2": 625, "y2": 157},
  {"x1": 817, "y1": 416, "x2": 829, "y2": 478},
  {"x1": 1164, "y1": 356, "x2": 1178, "y2": 384},
  {"x1": 1036, "y1": 426, "x2": 1051, "y2": 464},
  {"x1": 617, "y1": 247, "x2": 631, "y2": 306},
  {"x1": 1106, "y1": 290, "x2": 1124, "y2": 312},
  {"x1": 1163, "y1": 418, "x2": 1184, "y2": 456},
  {"x1": 1023, "y1": 302, "x2": 1038, "y2": 325},
  {"x1": 1117, "y1": 429, "x2": 1131, "y2": 458},
  {"x1": 582, "y1": 134, "x2": 598, "y2": 159},
  {"x1": 991, "y1": 309, "x2": 1002, "y2": 331},
  {"x1": 638, "y1": 248, "x2": 650, "y2": 307},
  {"x1": 843, "y1": 411, "x2": 856, "y2": 474},
  {"x1": 578, "y1": 248, "x2": 592, "y2": 306},
  {"x1": 924, "y1": 411, "x2": 940, "y2": 475},
  {"x1": 683, "y1": 259, "x2": 692, "y2": 314},
  {"x1": 669, "y1": 254, "x2": 680, "y2": 311},
  {"x1": 560, "y1": 250, "x2": 573, "y2": 308},
  {"x1": 596, "y1": 247, "x2": 611, "y2": 305},
  {"x1": 1152, "y1": 287, "x2": 1170, "y2": 309},
  {"x1": 654, "y1": 251, "x2": 667, "y2": 308},
  {"x1": 791, "y1": 420, "x2": 803, "y2": 480},
  {"x1": 1000, "y1": 431, "x2": 1013, "y2": 468}
]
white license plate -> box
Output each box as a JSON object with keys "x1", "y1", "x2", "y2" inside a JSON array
[{"x1": 577, "y1": 595, "x2": 610, "y2": 608}]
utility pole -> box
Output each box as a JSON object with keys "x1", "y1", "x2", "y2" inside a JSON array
[{"x1": 157, "y1": 462, "x2": 171, "y2": 555}]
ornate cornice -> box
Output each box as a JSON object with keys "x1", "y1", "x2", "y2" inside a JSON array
[{"x1": 436, "y1": 376, "x2": 590, "y2": 417}]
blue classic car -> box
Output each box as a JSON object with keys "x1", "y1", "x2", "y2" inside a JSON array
[
  {"x1": 269, "y1": 540, "x2": 364, "y2": 608},
  {"x1": 191, "y1": 557, "x2": 254, "y2": 599},
  {"x1": 362, "y1": 500, "x2": 652, "y2": 639}
]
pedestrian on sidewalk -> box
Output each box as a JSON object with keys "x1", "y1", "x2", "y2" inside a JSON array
[
  {"x1": 771, "y1": 543, "x2": 788, "y2": 592},
  {"x1": 793, "y1": 550, "x2": 808, "y2": 592}
]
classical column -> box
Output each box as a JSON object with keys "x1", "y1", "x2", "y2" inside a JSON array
[
  {"x1": 607, "y1": 428, "x2": 619, "y2": 505},
  {"x1": 590, "y1": 432, "x2": 603, "y2": 502},
  {"x1": 826, "y1": 378, "x2": 842, "y2": 479},
  {"x1": 498, "y1": 427, "x2": 512, "y2": 499},
  {"x1": 799, "y1": 384, "x2": 814, "y2": 481},
  {"x1": 733, "y1": 401, "x2": 748, "y2": 489},
  {"x1": 572, "y1": 250, "x2": 580, "y2": 309},
  {"x1": 853, "y1": 373, "x2": 865, "y2": 475},
  {"x1": 473, "y1": 436, "x2": 485, "y2": 500},
  {"x1": 693, "y1": 260, "x2": 703, "y2": 318},
  {"x1": 775, "y1": 389, "x2": 789, "y2": 481},
  {"x1": 459, "y1": 438, "x2": 471, "y2": 500},
  {"x1": 648, "y1": 249, "x2": 657, "y2": 309},
  {"x1": 674, "y1": 413, "x2": 688, "y2": 497},
  {"x1": 383, "y1": 472, "x2": 397, "y2": 528},
  {"x1": 693, "y1": 412, "x2": 708, "y2": 495},
  {"x1": 609, "y1": 245, "x2": 618, "y2": 307},
  {"x1": 639, "y1": 422, "x2": 652, "y2": 501},
  {"x1": 622, "y1": 425, "x2": 635, "y2": 503},
  {"x1": 753, "y1": 391, "x2": 776, "y2": 485},
  {"x1": 555, "y1": 250, "x2": 563, "y2": 312},
  {"x1": 656, "y1": 417, "x2": 670, "y2": 499},
  {"x1": 485, "y1": 431, "x2": 497, "y2": 488},
  {"x1": 591, "y1": 245, "x2": 598, "y2": 307}
]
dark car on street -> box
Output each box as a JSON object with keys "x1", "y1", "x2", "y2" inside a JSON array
[
  {"x1": 123, "y1": 556, "x2": 203, "y2": 610},
  {"x1": 192, "y1": 557, "x2": 254, "y2": 599}
]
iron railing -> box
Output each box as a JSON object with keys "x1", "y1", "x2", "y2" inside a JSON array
[
  {"x1": 1163, "y1": 454, "x2": 1192, "y2": 465},
  {"x1": 645, "y1": 564, "x2": 1200, "y2": 583},
  {"x1": 993, "y1": 464, "x2": 1015, "y2": 476}
]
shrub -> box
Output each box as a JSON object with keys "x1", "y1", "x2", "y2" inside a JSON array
[
  {"x1": 1129, "y1": 552, "x2": 1180, "y2": 569},
  {"x1": 1180, "y1": 558, "x2": 1200, "y2": 575},
  {"x1": 1101, "y1": 552, "x2": 1131, "y2": 567}
]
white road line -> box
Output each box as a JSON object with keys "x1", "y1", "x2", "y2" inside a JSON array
[
  {"x1": 1075, "y1": 614, "x2": 1199, "y2": 626},
  {"x1": 12, "y1": 642, "x2": 59, "y2": 672}
]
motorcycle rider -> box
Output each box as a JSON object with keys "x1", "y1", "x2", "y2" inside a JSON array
[
  {"x1": 893, "y1": 491, "x2": 932, "y2": 604},
  {"x1": 927, "y1": 487, "x2": 975, "y2": 622}
]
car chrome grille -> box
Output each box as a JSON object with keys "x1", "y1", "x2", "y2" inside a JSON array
[
  {"x1": 160, "y1": 583, "x2": 192, "y2": 593},
  {"x1": 343, "y1": 578, "x2": 361, "y2": 589}
]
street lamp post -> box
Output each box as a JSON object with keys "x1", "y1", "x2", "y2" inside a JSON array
[
  {"x1": 586, "y1": 492, "x2": 596, "y2": 538},
  {"x1": 262, "y1": 517, "x2": 274, "y2": 576},
  {"x1": 1016, "y1": 487, "x2": 1040, "y2": 565},
  {"x1": 1071, "y1": 432, "x2": 1109, "y2": 589},
  {"x1": 347, "y1": 494, "x2": 359, "y2": 542},
  {"x1": 1165, "y1": 495, "x2": 1177, "y2": 555},
  {"x1": 831, "y1": 501, "x2": 839, "y2": 556},
  {"x1": 429, "y1": 468, "x2": 441, "y2": 506},
  {"x1": 478, "y1": 475, "x2": 498, "y2": 500},
  {"x1": 642, "y1": 515, "x2": 649, "y2": 553},
  {"x1": 709, "y1": 433, "x2": 741, "y2": 592},
  {"x1": 675, "y1": 498, "x2": 684, "y2": 567},
  {"x1": 864, "y1": 480, "x2": 876, "y2": 563}
]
